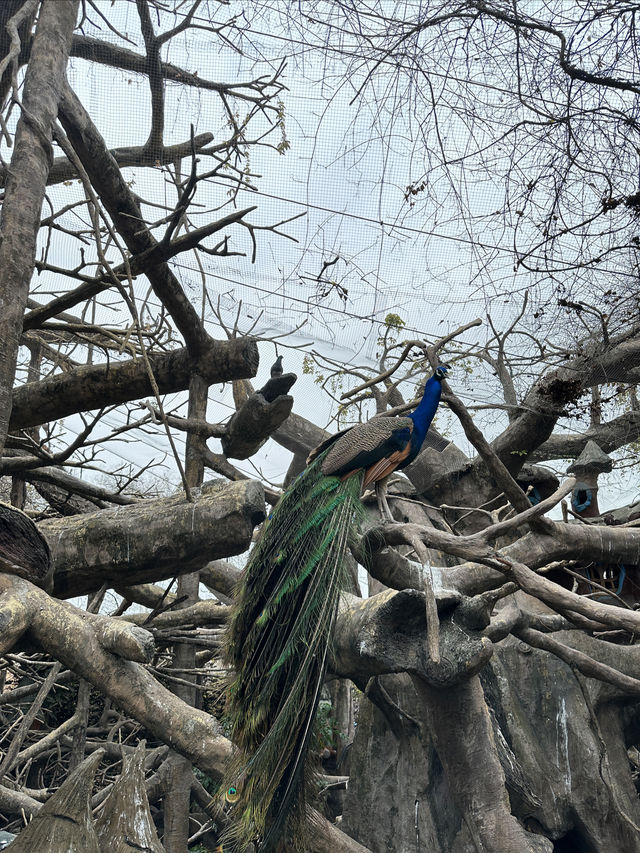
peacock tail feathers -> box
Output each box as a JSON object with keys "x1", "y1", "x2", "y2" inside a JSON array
[{"x1": 222, "y1": 454, "x2": 365, "y2": 851}]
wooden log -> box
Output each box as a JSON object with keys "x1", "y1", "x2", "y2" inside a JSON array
[
  {"x1": 38, "y1": 479, "x2": 265, "y2": 598},
  {"x1": 9, "y1": 337, "x2": 259, "y2": 431},
  {"x1": 222, "y1": 374, "x2": 297, "y2": 460}
]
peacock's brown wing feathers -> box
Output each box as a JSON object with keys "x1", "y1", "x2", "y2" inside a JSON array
[
  {"x1": 305, "y1": 425, "x2": 352, "y2": 466},
  {"x1": 320, "y1": 415, "x2": 414, "y2": 478}
]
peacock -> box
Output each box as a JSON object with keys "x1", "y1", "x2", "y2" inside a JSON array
[{"x1": 223, "y1": 364, "x2": 448, "y2": 851}]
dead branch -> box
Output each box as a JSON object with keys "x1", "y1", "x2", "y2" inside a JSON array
[
  {"x1": 8, "y1": 336, "x2": 259, "y2": 431},
  {"x1": 37, "y1": 479, "x2": 264, "y2": 598},
  {"x1": 0, "y1": 574, "x2": 232, "y2": 780}
]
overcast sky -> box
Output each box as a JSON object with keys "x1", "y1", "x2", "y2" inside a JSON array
[{"x1": 18, "y1": 0, "x2": 637, "y2": 510}]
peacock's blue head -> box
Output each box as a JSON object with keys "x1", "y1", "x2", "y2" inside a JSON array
[{"x1": 434, "y1": 364, "x2": 449, "y2": 381}]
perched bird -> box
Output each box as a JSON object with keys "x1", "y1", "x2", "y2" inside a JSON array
[
  {"x1": 270, "y1": 355, "x2": 284, "y2": 378},
  {"x1": 223, "y1": 365, "x2": 448, "y2": 852}
]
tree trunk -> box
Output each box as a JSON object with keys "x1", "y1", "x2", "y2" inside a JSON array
[
  {"x1": 343, "y1": 631, "x2": 640, "y2": 852},
  {"x1": 414, "y1": 675, "x2": 550, "y2": 852},
  {"x1": 163, "y1": 374, "x2": 207, "y2": 851},
  {"x1": 0, "y1": 0, "x2": 79, "y2": 453}
]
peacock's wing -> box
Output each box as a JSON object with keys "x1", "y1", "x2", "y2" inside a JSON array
[
  {"x1": 305, "y1": 425, "x2": 354, "y2": 466},
  {"x1": 320, "y1": 415, "x2": 414, "y2": 478}
]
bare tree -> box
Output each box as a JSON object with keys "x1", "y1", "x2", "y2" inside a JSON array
[{"x1": 0, "y1": 3, "x2": 639, "y2": 853}]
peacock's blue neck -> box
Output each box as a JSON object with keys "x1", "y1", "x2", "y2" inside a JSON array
[{"x1": 408, "y1": 376, "x2": 442, "y2": 447}]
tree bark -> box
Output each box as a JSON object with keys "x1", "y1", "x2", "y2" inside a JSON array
[
  {"x1": 0, "y1": 2, "x2": 37, "y2": 106},
  {"x1": 163, "y1": 372, "x2": 207, "y2": 852},
  {"x1": 0, "y1": 0, "x2": 79, "y2": 453},
  {"x1": 95, "y1": 741, "x2": 164, "y2": 853},
  {"x1": 6, "y1": 750, "x2": 102, "y2": 853},
  {"x1": 489, "y1": 328, "x2": 640, "y2": 472},
  {"x1": 222, "y1": 378, "x2": 295, "y2": 459},
  {"x1": 413, "y1": 675, "x2": 552, "y2": 852},
  {"x1": 532, "y1": 409, "x2": 640, "y2": 460},
  {"x1": 8, "y1": 336, "x2": 259, "y2": 430},
  {"x1": 332, "y1": 590, "x2": 491, "y2": 689},
  {"x1": 38, "y1": 478, "x2": 265, "y2": 597}
]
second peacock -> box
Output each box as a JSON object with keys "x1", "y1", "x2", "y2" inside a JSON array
[{"x1": 223, "y1": 365, "x2": 448, "y2": 851}]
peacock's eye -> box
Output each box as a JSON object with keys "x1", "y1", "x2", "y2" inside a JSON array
[{"x1": 225, "y1": 786, "x2": 240, "y2": 803}]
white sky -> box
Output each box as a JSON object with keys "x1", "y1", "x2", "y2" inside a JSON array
[{"x1": 14, "y1": 0, "x2": 640, "y2": 511}]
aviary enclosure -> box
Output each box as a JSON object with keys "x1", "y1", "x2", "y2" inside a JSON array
[{"x1": 0, "y1": 2, "x2": 638, "y2": 852}]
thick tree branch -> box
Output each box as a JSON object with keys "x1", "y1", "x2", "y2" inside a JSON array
[
  {"x1": 332, "y1": 589, "x2": 491, "y2": 689},
  {"x1": 310, "y1": 810, "x2": 374, "y2": 853},
  {"x1": 124, "y1": 599, "x2": 226, "y2": 629},
  {"x1": 515, "y1": 627, "x2": 640, "y2": 698},
  {"x1": 272, "y1": 408, "x2": 330, "y2": 457},
  {"x1": 58, "y1": 82, "x2": 210, "y2": 357},
  {"x1": 532, "y1": 410, "x2": 640, "y2": 461},
  {"x1": 8, "y1": 336, "x2": 258, "y2": 430},
  {"x1": 363, "y1": 516, "x2": 640, "y2": 631},
  {"x1": 489, "y1": 327, "x2": 640, "y2": 471},
  {"x1": 38, "y1": 131, "x2": 214, "y2": 186},
  {"x1": 0, "y1": 574, "x2": 232, "y2": 781},
  {"x1": 222, "y1": 374, "x2": 296, "y2": 460},
  {"x1": 69, "y1": 34, "x2": 285, "y2": 105},
  {"x1": 13, "y1": 460, "x2": 136, "y2": 506},
  {"x1": 38, "y1": 479, "x2": 264, "y2": 598},
  {"x1": 199, "y1": 559, "x2": 241, "y2": 601}
]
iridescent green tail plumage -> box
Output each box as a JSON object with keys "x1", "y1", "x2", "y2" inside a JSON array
[{"x1": 223, "y1": 456, "x2": 364, "y2": 851}]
